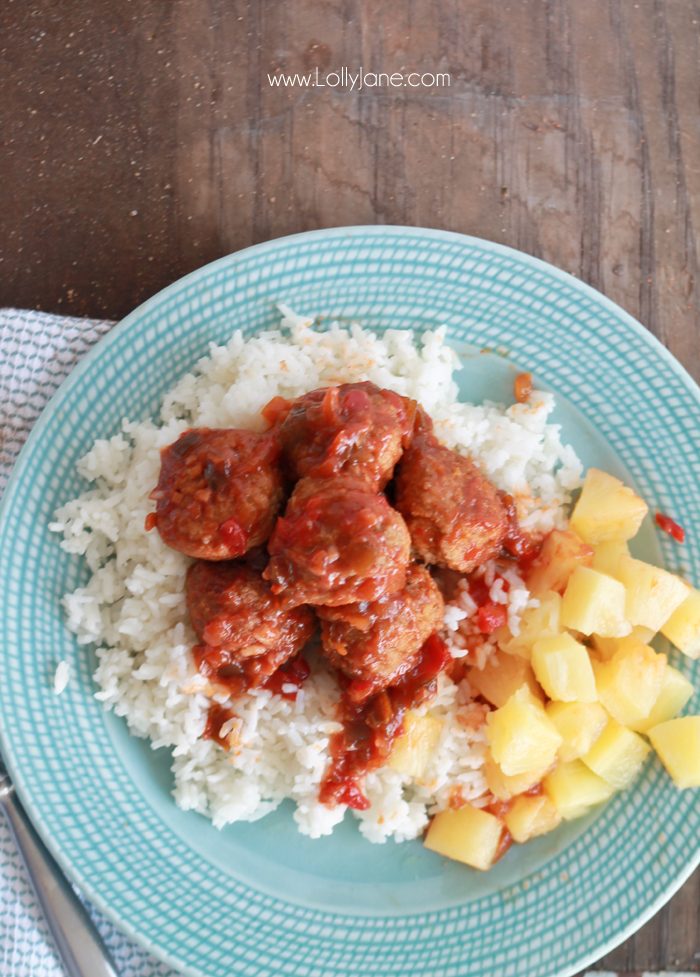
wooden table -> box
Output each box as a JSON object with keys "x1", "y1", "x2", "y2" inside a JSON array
[{"x1": 2, "y1": 1, "x2": 699, "y2": 972}]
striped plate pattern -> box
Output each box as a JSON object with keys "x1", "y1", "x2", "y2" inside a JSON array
[{"x1": 0, "y1": 227, "x2": 699, "y2": 977}]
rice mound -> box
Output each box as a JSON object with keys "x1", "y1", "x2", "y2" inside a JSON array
[{"x1": 50, "y1": 309, "x2": 582, "y2": 842}]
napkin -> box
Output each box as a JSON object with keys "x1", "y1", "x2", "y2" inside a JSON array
[{"x1": 0, "y1": 309, "x2": 177, "y2": 977}]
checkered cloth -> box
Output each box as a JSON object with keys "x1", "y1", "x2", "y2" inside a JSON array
[{"x1": 0, "y1": 309, "x2": 178, "y2": 976}]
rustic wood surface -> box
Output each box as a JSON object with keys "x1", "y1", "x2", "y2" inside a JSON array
[{"x1": 2, "y1": 0, "x2": 699, "y2": 972}]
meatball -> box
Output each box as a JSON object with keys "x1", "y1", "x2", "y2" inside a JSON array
[
  {"x1": 394, "y1": 423, "x2": 507, "y2": 573},
  {"x1": 317, "y1": 564, "x2": 445, "y2": 700},
  {"x1": 149, "y1": 427, "x2": 284, "y2": 560},
  {"x1": 186, "y1": 561, "x2": 315, "y2": 689},
  {"x1": 264, "y1": 476, "x2": 411, "y2": 607},
  {"x1": 277, "y1": 382, "x2": 416, "y2": 490}
]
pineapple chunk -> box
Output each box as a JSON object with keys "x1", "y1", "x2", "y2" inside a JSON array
[
  {"x1": 592, "y1": 641, "x2": 667, "y2": 726},
  {"x1": 592, "y1": 540, "x2": 630, "y2": 577},
  {"x1": 498, "y1": 592, "x2": 561, "y2": 660},
  {"x1": 424, "y1": 804, "x2": 504, "y2": 870},
  {"x1": 616, "y1": 555, "x2": 689, "y2": 632},
  {"x1": 560, "y1": 566, "x2": 630, "y2": 637},
  {"x1": 570, "y1": 468, "x2": 648, "y2": 544},
  {"x1": 661, "y1": 588, "x2": 700, "y2": 659},
  {"x1": 590, "y1": 629, "x2": 656, "y2": 661},
  {"x1": 543, "y1": 760, "x2": 615, "y2": 820},
  {"x1": 531, "y1": 633, "x2": 597, "y2": 702},
  {"x1": 468, "y1": 653, "x2": 543, "y2": 708},
  {"x1": 582, "y1": 719, "x2": 650, "y2": 789},
  {"x1": 525, "y1": 530, "x2": 594, "y2": 596},
  {"x1": 486, "y1": 686, "x2": 562, "y2": 776},
  {"x1": 389, "y1": 712, "x2": 442, "y2": 779},
  {"x1": 629, "y1": 665, "x2": 695, "y2": 733},
  {"x1": 484, "y1": 751, "x2": 549, "y2": 800},
  {"x1": 648, "y1": 717, "x2": 700, "y2": 788},
  {"x1": 546, "y1": 701, "x2": 608, "y2": 761},
  {"x1": 504, "y1": 793, "x2": 562, "y2": 843}
]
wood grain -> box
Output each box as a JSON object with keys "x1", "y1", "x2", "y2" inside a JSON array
[{"x1": 1, "y1": 0, "x2": 699, "y2": 971}]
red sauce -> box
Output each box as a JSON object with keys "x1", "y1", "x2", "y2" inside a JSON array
[
  {"x1": 262, "y1": 395, "x2": 293, "y2": 427},
  {"x1": 262, "y1": 654, "x2": 311, "y2": 700},
  {"x1": 319, "y1": 633, "x2": 451, "y2": 810},
  {"x1": 194, "y1": 645, "x2": 311, "y2": 702},
  {"x1": 476, "y1": 602, "x2": 508, "y2": 634},
  {"x1": 202, "y1": 702, "x2": 237, "y2": 748},
  {"x1": 218, "y1": 517, "x2": 247, "y2": 552},
  {"x1": 499, "y1": 493, "x2": 541, "y2": 567},
  {"x1": 655, "y1": 512, "x2": 686, "y2": 543}
]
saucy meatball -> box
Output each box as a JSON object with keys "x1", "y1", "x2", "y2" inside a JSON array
[
  {"x1": 276, "y1": 382, "x2": 416, "y2": 490},
  {"x1": 317, "y1": 564, "x2": 445, "y2": 700},
  {"x1": 187, "y1": 560, "x2": 315, "y2": 689},
  {"x1": 149, "y1": 427, "x2": 284, "y2": 560},
  {"x1": 264, "y1": 476, "x2": 411, "y2": 607},
  {"x1": 394, "y1": 419, "x2": 507, "y2": 573}
]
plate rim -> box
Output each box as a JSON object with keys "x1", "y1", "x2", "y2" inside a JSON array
[{"x1": 1, "y1": 224, "x2": 699, "y2": 977}]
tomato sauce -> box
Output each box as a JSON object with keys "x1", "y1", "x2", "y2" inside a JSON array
[
  {"x1": 194, "y1": 645, "x2": 311, "y2": 702},
  {"x1": 202, "y1": 702, "x2": 238, "y2": 748},
  {"x1": 499, "y1": 493, "x2": 541, "y2": 567},
  {"x1": 319, "y1": 633, "x2": 451, "y2": 810},
  {"x1": 655, "y1": 512, "x2": 686, "y2": 543}
]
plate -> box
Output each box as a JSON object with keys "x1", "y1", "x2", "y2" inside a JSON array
[{"x1": 1, "y1": 226, "x2": 699, "y2": 977}]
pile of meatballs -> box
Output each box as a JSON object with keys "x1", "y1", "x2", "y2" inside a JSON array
[{"x1": 147, "y1": 382, "x2": 509, "y2": 707}]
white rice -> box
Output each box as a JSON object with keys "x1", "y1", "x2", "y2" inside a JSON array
[{"x1": 50, "y1": 309, "x2": 582, "y2": 841}]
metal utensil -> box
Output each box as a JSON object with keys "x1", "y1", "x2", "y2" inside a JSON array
[{"x1": 0, "y1": 758, "x2": 120, "y2": 977}]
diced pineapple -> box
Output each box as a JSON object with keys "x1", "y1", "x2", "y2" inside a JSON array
[
  {"x1": 389, "y1": 712, "x2": 443, "y2": 779},
  {"x1": 582, "y1": 719, "x2": 650, "y2": 789},
  {"x1": 546, "y1": 701, "x2": 608, "y2": 761},
  {"x1": 570, "y1": 468, "x2": 648, "y2": 544},
  {"x1": 483, "y1": 751, "x2": 549, "y2": 800},
  {"x1": 504, "y1": 793, "x2": 562, "y2": 843},
  {"x1": 498, "y1": 592, "x2": 561, "y2": 660},
  {"x1": 424, "y1": 804, "x2": 504, "y2": 869},
  {"x1": 468, "y1": 653, "x2": 543, "y2": 708},
  {"x1": 648, "y1": 717, "x2": 700, "y2": 788},
  {"x1": 592, "y1": 641, "x2": 667, "y2": 726},
  {"x1": 560, "y1": 566, "x2": 631, "y2": 637},
  {"x1": 629, "y1": 665, "x2": 695, "y2": 733},
  {"x1": 543, "y1": 760, "x2": 615, "y2": 820},
  {"x1": 531, "y1": 633, "x2": 597, "y2": 702},
  {"x1": 525, "y1": 530, "x2": 594, "y2": 597},
  {"x1": 616, "y1": 555, "x2": 690, "y2": 632},
  {"x1": 590, "y1": 629, "x2": 656, "y2": 661},
  {"x1": 661, "y1": 588, "x2": 700, "y2": 659},
  {"x1": 592, "y1": 540, "x2": 630, "y2": 577},
  {"x1": 486, "y1": 686, "x2": 562, "y2": 777}
]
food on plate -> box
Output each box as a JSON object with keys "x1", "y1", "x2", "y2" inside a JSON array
[
  {"x1": 543, "y1": 760, "x2": 614, "y2": 820},
  {"x1": 661, "y1": 589, "x2": 700, "y2": 658},
  {"x1": 149, "y1": 427, "x2": 283, "y2": 559},
  {"x1": 274, "y1": 381, "x2": 416, "y2": 489},
  {"x1": 545, "y1": 700, "x2": 608, "y2": 761},
  {"x1": 648, "y1": 717, "x2": 700, "y2": 787},
  {"x1": 569, "y1": 468, "x2": 648, "y2": 543},
  {"x1": 51, "y1": 310, "x2": 699, "y2": 874},
  {"x1": 317, "y1": 563, "x2": 444, "y2": 701},
  {"x1": 394, "y1": 410, "x2": 508, "y2": 573},
  {"x1": 264, "y1": 476, "x2": 412, "y2": 607},
  {"x1": 504, "y1": 793, "x2": 561, "y2": 843},
  {"x1": 186, "y1": 560, "x2": 315, "y2": 695}
]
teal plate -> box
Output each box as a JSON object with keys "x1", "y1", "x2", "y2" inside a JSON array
[{"x1": 1, "y1": 226, "x2": 699, "y2": 977}]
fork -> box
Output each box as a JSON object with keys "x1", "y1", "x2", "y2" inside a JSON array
[{"x1": 0, "y1": 758, "x2": 119, "y2": 977}]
